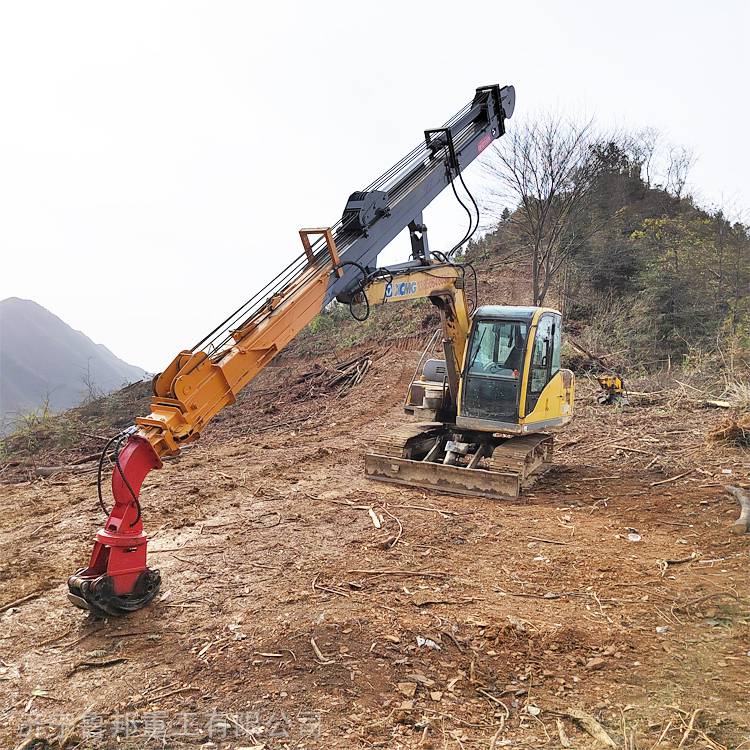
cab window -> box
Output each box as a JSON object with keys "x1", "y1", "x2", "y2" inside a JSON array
[
  {"x1": 551, "y1": 318, "x2": 562, "y2": 371},
  {"x1": 467, "y1": 320, "x2": 528, "y2": 378},
  {"x1": 529, "y1": 316, "x2": 553, "y2": 394},
  {"x1": 462, "y1": 318, "x2": 530, "y2": 423}
]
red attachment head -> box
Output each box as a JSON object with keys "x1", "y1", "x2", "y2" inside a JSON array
[{"x1": 68, "y1": 434, "x2": 163, "y2": 613}]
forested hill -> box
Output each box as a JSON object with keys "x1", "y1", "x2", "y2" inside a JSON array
[{"x1": 466, "y1": 141, "x2": 750, "y2": 371}]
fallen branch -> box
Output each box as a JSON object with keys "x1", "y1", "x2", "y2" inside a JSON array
[
  {"x1": 312, "y1": 572, "x2": 350, "y2": 598},
  {"x1": 612, "y1": 445, "x2": 654, "y2": 456},
  {"x1": 34, "y1": 624, "x2": 74, "y2": 648},
  {"x1": 677, "y1": 591, "x2": 740, "y2": 613},
  {"x1": 661, "y1": 552, "x2": 699, "y2": 566},
  {"x1": 68, "y1": 657, "x2": 128, "y2": 676},
  {"x1": 71, "y1": 452, "x2": 103, "y2": 465},
  {"x1": 310, "y1": 636, "x2": 333, "y2": 665},
  {"x1": 128, "y1": 684, "x2": 199, "y2": 710},
  {"x1": 380, "y1": 507, "x2": 404, "y2": 548},
  {"x1": 390, "y1": 503, "x2": 459, "y2": 517},
  {"x1": 33, "y1": 464, "x2": 99, "y2": 477},
  {"x1": 527, "y1": 536, "x2": 567, "y2": 546},
  {"x1": 567, "y1": 338, "x2": 612, "y2": 367},
  {"x1": 476, "y1": 687, "x2": 510, "y2": 717},
  {"x1": 346, "y1": 568, "x2": 448, "y2": 579},
  {"x1": 651, "y1": 470, "x2": 694, "y2": 487},
  {"x1": 0, "y1": 589, "x2": 45, "y2": 614},
  {"x1": 678, "y1": 708, "x2": 702, "y2": 749}
]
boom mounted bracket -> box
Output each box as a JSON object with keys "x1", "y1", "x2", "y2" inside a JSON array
[
  {"x1": 408, "y1": 213, "x2": 429, "y2": 260},
  {"x1": 424, "y1": 128, "x2": 460, "y2": 174},
  {"x1": 299, "y1": 227, "x2": 344, "y2": 278}
]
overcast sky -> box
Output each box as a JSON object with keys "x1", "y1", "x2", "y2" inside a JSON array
[{"x1": 1, "y1": 1, "x2": 748, "y2": 372}]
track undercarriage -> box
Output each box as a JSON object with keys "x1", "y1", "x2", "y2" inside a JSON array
[{"x1": 365, "y1": 422, "x2": 552, "y2": 500}]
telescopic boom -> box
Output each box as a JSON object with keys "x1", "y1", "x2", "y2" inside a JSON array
[{"x1": 67, "y1": 84, "x2": 515, "y2": 616}]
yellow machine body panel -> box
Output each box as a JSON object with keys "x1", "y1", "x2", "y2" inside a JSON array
[
  {"x1": 517, "y1": 307, "x2": 574, "y2": 428},
  {"x1": 521, "y1": 368, "x2": 575, "y2": 427}
]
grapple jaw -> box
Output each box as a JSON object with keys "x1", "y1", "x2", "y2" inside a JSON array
[
  {"x1": 68, "y1": 433, "x2": 162, "y2": 617},
  {"x1": 68, "y1": 568, "x2": 161, "y2": 618}
]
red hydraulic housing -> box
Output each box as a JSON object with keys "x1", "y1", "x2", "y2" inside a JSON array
[{"x1": 67, "y1": 433, "x2": 162, "y2": 616}]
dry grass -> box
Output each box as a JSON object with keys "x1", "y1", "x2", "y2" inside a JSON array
[{"x1": 724, "y1": 379, "x2": 750, "y2": 410}]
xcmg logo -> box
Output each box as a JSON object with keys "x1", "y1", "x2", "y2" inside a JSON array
[{"x1": 384, "y1": 281, "x2": 418, "y2": 298}]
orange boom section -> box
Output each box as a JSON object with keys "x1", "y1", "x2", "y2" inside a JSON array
[
  {"x1": 67, "y1": 229, "x2": 342, "y2": 616},
  {"x1": 139, "y1": 229, "x2": 341, "y2": 458}
]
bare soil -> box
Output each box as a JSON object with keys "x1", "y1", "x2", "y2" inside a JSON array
[{"x1": 1, "y1": 346, "x2": 749, "y2": 750}]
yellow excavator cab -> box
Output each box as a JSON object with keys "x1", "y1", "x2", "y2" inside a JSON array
[
  {"x1": 367, "y1": 304, "x2": 575, "y2": 500},
  {"x1": 457, "y1": 305, "x2": 574, "y2": 433}
]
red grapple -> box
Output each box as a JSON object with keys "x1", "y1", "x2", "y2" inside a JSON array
[{"x1": 68, "y1": 435, "x2": 162, "y2": 616}]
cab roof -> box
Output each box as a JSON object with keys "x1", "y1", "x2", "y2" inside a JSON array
[{"x1": 473, "y1": 305, "x2": 560, "y2": 321}]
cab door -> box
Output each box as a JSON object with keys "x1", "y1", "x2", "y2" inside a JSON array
[
  {"x1": 525, "y1": 314, "x2": 556, "y2": 414},
  {"x1": 522, "y1": 313, "x2": 574, "y2": 426}
]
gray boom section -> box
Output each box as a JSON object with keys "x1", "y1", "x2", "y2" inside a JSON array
[
  {"x1": 318, "y1": 84, "x2": 515, "y2": 305},
  {"x1": 189, "y1": 84, "x2": 514, "y2": 358}
]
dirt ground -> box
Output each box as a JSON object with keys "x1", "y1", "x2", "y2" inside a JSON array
[{"x1": 1, "y1": 346, "x2": 749, "y2": 750}]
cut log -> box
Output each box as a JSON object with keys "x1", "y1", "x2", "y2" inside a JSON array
[
  {"x1": 727, "y1": 485, "x2": 750, "y2": 534},
  {"x1": 704, "y1": 399, "x2": 731, "y2": 409}
]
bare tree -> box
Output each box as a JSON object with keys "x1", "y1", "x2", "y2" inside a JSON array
[
  {"x1": 665, "y1": 145, "x2": 694, "y2": 199},
  {"x1": 482, "y1": 114, "x2": 610, "y2": 305},
  {"x1": 628, "y1": 127, "x2": 659, "y2": 188},
  {"x1": 624, "y1": 128, "x2": 694, "y2": 197},
  {"x1": 81, "y1": 358, "x2": 102, "y2": 404}
]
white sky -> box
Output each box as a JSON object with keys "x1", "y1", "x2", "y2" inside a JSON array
[{"x1": 1, "y1": 1, "x2": 748, "y2": 372}]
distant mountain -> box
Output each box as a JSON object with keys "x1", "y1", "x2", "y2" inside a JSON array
[{"x1": 0, "y1": 297, "x2": 146, "y2": 429}]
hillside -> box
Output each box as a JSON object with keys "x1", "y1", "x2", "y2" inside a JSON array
[
  {"x1": 0, "y1": 297, "x2": 146, "y2": 430},
  {"x1": 467, "y1": 140, "x2": 750, "y2": 373},
  {"x1": 1, "y1": 341, "x2": 749, "y2": 749}
]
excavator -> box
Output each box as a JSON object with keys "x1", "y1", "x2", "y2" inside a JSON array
[{"x1": 67, "y1": 83, "x2": 575, "y2": 617}]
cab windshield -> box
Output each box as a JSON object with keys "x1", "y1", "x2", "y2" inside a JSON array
[{"x1": 467, "y1": 320, "x2": 528, "y2": 378}]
